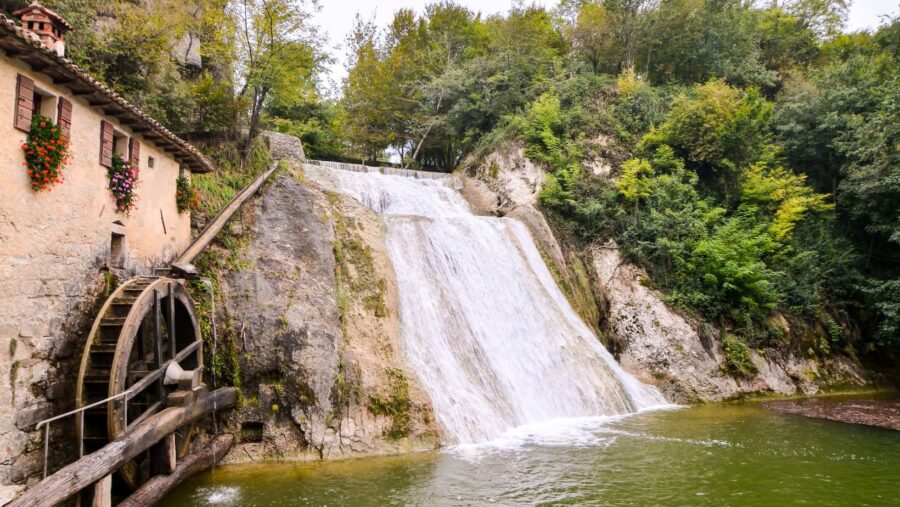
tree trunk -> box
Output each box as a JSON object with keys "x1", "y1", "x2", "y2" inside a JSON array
[
  {"x1": 406, "y1": 124, "x2": 434, "y2": 169},
  {"x1": 244, "y1": 86, "x2": 269, "y2": 156}
]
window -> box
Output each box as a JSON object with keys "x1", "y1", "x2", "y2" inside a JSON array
[
  {"x1": 148, "y1": 156, "x2": 155, "y2": 169},
  {"x1": 33, "y1": 87, "x2": 57, "y2": 120},
  {"x1": 100, "y1": 122, "x2": 130, "y2": 168},
  {"x1": 109, "y1": 231, "x2": 126, "y2": 268},
  {"x1": 14, "y1": 75, "x2": 58, "y2": 132},
  {"x1": 112, "y1": 130, "x2": 128, "y2": 159}
]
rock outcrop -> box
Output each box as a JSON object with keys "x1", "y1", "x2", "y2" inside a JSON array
[
  {"x1": 460, "y1": 144, "x2": 868, "y2": 403},
  {"x1": 215, "y1": 167, "x2": 438, "y2": 463},
  {"x1": 592, "y1": 244, "x2": 865, "y2": 402}
]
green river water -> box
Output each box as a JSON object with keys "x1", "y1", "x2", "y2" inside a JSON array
[{"x1": 165, "y1": 399, "x2": 899, "y2": 506}]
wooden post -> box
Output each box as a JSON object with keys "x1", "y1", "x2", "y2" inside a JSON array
[
  {"x1": 150, "y1": 433, "x2": 176, "y2": 475},
  {"x1": 153, "y1": 290, "x2": 164, "y2": 401},
  {"x1": 167, "y1": 283, "x2": 176, "y2": 358},
  {"x1": 92, "y1": 475, "x2": 111, "y2": 507}
]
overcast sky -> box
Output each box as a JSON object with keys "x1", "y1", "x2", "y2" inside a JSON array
[{"x1": 314, "y1": 0, "x2": 899, "y2": 87}]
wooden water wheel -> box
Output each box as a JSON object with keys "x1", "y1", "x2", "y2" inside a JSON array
[{"x1": 75, "y1": 276, "x2": 203, "y2": 492}]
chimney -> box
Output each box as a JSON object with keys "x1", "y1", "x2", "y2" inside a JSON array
[{"x1": 13, "y1": 2, "x2": 73, "y2": 57}]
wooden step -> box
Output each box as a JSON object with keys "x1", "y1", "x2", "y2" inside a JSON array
[
  {"x1": 91, "y1": 343, "x2": 118, "y2": 354},
  {"x1": 84, "y1": 371, "x2": 110, "y2": 384},
  {"x1": 100, "y1": 317, "x2": 126, "y2": 327}
]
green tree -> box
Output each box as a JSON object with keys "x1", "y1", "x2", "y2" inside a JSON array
[
  {"x1": 566, "y1": 2, "x2": 616, "y2": 74},
  {"x1": 641, "y1": 81, "x2": 772, "y2": 192},
  {"x1": 234, "y1": 0, "x2": 323, "y2": 154}
]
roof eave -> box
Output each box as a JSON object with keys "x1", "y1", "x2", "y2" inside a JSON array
[{"x1": 0, "y1": 15, "x2": 214, "y2": 173}]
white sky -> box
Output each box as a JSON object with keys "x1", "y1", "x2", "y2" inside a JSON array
[{"x1": 313, "y1": 0, "x2": 899, "y2": 87}]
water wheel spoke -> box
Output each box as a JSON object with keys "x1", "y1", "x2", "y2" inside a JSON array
[{"x1": 76, "y1": 276, "x2": 204, "y2": 493}]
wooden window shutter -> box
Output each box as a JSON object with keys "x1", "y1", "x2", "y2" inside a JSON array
[
  {"x1": 100, "y1": 120, "x2": 113, "y2": 168},
  {"x1": 15, "y1": 74, "x2": 34, "y2": 132},
  {"x1": 57, "y1": 97, "x2": 72, "y2": 138},
  {"x1": 129, "y1": 137, "x2": 140, "y2": 169}
]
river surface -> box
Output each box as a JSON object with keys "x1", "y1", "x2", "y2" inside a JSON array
[{"x1": 166, "y1": 399, "x2": 900, "y2": 506}]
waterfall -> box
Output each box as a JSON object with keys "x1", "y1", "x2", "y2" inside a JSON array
[{"x1": 305, "y1": 164, "x2": 668, "y2": 446}]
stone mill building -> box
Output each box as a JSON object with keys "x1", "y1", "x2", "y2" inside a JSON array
[{"x1": 0, "y1": 3, "x2": 213, "y2": 498}]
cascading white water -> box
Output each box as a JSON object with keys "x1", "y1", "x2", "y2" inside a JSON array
[{"x1": 305, "y1": 163, "x2": 667, "y2": 445}]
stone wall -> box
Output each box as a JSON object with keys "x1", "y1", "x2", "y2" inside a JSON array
[{"x1": 0, "y1": 53, "x2": 193, "y2": 490}]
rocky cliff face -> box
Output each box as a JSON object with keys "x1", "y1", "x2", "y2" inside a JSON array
[
  {"x1": 592, "y1": 244, "x2": 865, "y2": 402},
  {"x1": 460, "y1": 144, "x2": 868, "y2": 403},
  {"x1": 212, "y1": 167, "x2": 438, "y2": 463}
]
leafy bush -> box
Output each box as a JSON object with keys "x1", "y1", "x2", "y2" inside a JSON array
[
  {"x1": 641, "y1": 81, "x2": 772, "y2": 193},
  {"x1": 514, "y1": 92, "x2": 582, "y2": 170},
  {"x1": 722, "y1": 334, "x2": 758, "y2": 377}
]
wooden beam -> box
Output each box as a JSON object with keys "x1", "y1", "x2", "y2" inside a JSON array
[
  {"x1": 172, "y1": 161, "x2": 278, "y2": 268},
  {"x1": 118, "y1": 434, "x2": 235, "y2": 507},
  {"x1": 103, "y1": 108, "x2": 126, "y2": 118},
  {"x1": 87, "y1": 96, "x2": 111, "y2": 107},
  {"x1": 7, "y1": 387, "x2": 238, "y2": 507},
  {"x1": 149, "y1": 433, "x2": 176, "y2": 475},
  {"x1": 91, "y1": 475, "x2": 112, "y2": 507}
]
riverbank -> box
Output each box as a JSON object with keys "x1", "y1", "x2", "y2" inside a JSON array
[{"x1": 762, "y1": 392, "x2": 900, "y2": 431}]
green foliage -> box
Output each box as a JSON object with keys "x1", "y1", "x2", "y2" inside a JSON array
[
  {"x1": 721, "y1": 334, "x2": 759, "y2": 377},
  {"x1": 740, "y1": 164, "x2": 832, "y2": 241},
  {"x1": 643, "y1": 0, "x2": 777, "y2": 88},
  {"x1": 641, "y1": 81, "x2": 772, "y2": 190},
  {"x1": 367, "y1": 368, "x2": 412, "y2": 440},
  {"x1": 38, "y1": 0, "x2": 237, "y2": 132},
  {"x1": 864, "y1": 280, "x2": 900, "y2": 346},
  {"x1": 515, "y1": 92, "x2": 582, "y2": 170},
  {"x1": 269, "y1": 100, "x2": 344, "y2": 160}
]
